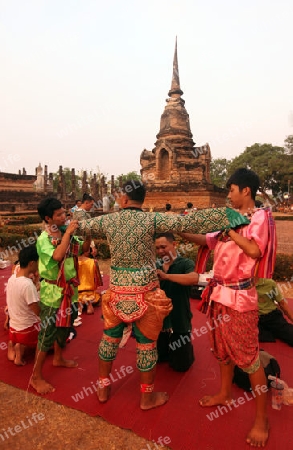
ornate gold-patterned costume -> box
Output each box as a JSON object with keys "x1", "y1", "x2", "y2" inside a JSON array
[{"x1": 78, "y1": 207, "x2": 248, "y2": 371}]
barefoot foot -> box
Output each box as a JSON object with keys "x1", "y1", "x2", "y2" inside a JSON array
[
  {"x1": 14, "y1": 358, "x2": 26, "y2": 366},
  {"x1": 53, "y1": 358, "x2": 78, "y2": 368},
  {"x1": 246, "y1": 418, "x2": 269, "y2": 447},
  {"x1": 7, "y1": 341, "x2": 16, "y2": 361},
  {"x1": 14, "y1": 343, "x2": 26, "y2": 366},
  {"x1": 30, "y1": 377, "x2": 55, "y2": 394},
  {"x1": 140, "y1": 391, "x2": 169, "y2": 410},
  {"x1": 199, "y1": 393, "x2": 233, "y2": 407},
  {"x1": 97, "y1": 385, "x2": 111, "y2": 403},
  {"x1": 86, "y1": 303, "x2": 94, "y2": 315}
]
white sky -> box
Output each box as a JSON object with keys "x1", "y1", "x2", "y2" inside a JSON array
[{"x1": 1, "y1": 0, "x2": 292, "y2": 178}]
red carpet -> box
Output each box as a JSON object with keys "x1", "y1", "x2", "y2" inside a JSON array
[{"x1": 1, "y1": 265, "x2": 293, "y2": 450}]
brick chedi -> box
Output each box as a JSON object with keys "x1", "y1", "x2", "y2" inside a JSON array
[{"x1": 140, "y1": 38, "x2": 226, "y2": 211}]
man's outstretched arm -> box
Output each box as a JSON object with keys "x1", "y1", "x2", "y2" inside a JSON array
[
  {"x1": 157, "y1": 270, "x2": 199, "y2": 286},
  {"x1": 177, "y1": 233, "x2": 207, "y2": 246}
]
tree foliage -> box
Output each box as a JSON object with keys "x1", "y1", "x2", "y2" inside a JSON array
[
  {"x1": 115, "y1": 171, "x2": 141, "y2": 186},
  {"x1": 210, "y1": 158, "x2": 231, "y2": 188},
  {"x1": 227, "y1": 143, "x2": 293, "y2": 196},
  {"x1": 284, "y1": 135, "x2": 293, "y2": 155},
  {"x1": 211, "y1": 139, "x2": 293, "y2": 198},
  {"x1": 52, "y1": 167, "x2": 82, "y2": 196}
]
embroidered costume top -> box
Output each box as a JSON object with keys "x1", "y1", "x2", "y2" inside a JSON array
[
  {"x1": 206, "y1": 209, "x2": 271, "y2": 313},
  {"x1": 77, "y1": 207, "x2": 248, "y2": 288},
  {"x1": 72, "y1": 208, "x2": 92, "y2": 221}
]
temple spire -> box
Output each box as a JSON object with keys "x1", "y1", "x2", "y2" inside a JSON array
[{"x1": 168, "y1": 36, "x2": 183, "y2": 97}]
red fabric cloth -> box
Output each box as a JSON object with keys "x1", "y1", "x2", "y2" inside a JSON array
[
  {"x1": 254, "y1": 207, "x2": 277, "y2": 278},
  {"x1": 55, "y1": 239, "x2": 80, "y2": 327},
  {"x1": 9, "y1": 324, "x2": 39, "y2": 346},
  {"x1": 208, "y1": 301, "x2": 259, "y2": 370}
]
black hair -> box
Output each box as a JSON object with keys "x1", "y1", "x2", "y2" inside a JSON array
[
  {"x1": 18, "y1": 244, "x2": 38, "y2": 268},
  {"x1": 226, "y1": 168, "x2": 260, "y2": 200},
  {"x1": 122, "y1": 179, "x2": 146, "y2": 203},
  {"x1": 255, "y1": 200, "x2": 264, "y2": 208},
  {"x1": 154, "y1": 232, "x2": 175, "y2": 242},
  {"x1": 82, "y1": 193, "x2": 94, "y2": 202},
  {"x1": 165, "y1": 203, "x2": 172, "y2": 211},
  {"x1": 37, "y1": 197, "x2": 63, "y2": 222},
  {"x1": 186, "y1": 202, "x2": 193, "y2": 209}
]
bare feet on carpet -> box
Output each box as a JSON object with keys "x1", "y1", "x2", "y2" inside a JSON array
[
  {"x1": 200, "y1": 394, "x2": 269, "y2": 447},
  {"x1": 7, "y1": 341, "x2": 16, "y2": 361},
  {"x1": 246, "y1": 418, "x2": 269, "y2": 447},
  {"x1": 199, "y1": 393, "x2": 233, "y2": 407},
  {"x1": 86, "y1": 303, "x2": 94, "y2": 314},
  {"x1": 14, "y1": 343, "x2": 26, "y2": 366},
  {"x1": 30, "y1": 377, "x2": 55, "y2": 394},
  {"x1": 140, "y1": 392, "x2": 169, "y2": 410},
  {"x1": 97, "y1": 386, "x2": 111, "y2": 403},
  {"x1": 53, "y1": 357, "x2": 78, "y2": 368}
]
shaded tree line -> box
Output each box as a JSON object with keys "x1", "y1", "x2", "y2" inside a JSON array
[{"x1": 210, "y1": 136, "x2": 293, "y2": 199}]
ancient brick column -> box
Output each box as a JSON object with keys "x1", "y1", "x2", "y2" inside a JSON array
[
  {"x1": 111, "y1": 175, "x2": 115, "y2": 195},
  {"x1": 44, "y1": 165, "x2": 48, "y2": 194},
  {"x1": 82, "y1": 171, "x2": 88, "y2": 193},
  {"x1": 71, "y1": 169, "x2": 76, "y2": 198}
]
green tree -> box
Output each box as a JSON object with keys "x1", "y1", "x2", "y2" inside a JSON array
[
  {"x1": 210, "y1": 158, "x2": 231, "y2": 188},
  {"x1": 115, "y1": 171, "x2": 141, "y2": 186},
  {"x1": 52, "y1": 168, "x2": 82, "y2": 197},
  {"x1": 227, "y1": 143, "x2": 293, "y2": 196},
  {"x1": 284, "y1": 135, "x2": 293, "y2": 155}
]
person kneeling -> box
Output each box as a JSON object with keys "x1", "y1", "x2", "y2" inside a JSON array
[
  {"x1": 6, "y1": 245, "x2": 40, "y2": 366},
  {"x1": 155, "y1": 232, "x2": 198, "y2": 372}
]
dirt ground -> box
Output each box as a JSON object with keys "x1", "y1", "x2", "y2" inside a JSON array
[
  {"x1": 0, "y1": 383, "x2": 169, "y2": 450},
  {"x1": 1, "y1": 220, "x2": 293, "y2": 449}
]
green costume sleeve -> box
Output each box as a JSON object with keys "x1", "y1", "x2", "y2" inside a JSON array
[
  {"x1": 154, "y1": 207, "x2": 249, "y2": 234},
  {"x1": 77, "y1": 215, "x2": 105, "y2": 238},
  {"x1": 72, "y1": 209, "x2": 92, "y2": 221}
]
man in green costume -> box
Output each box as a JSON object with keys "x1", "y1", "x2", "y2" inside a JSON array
[{"x1": 30, "y1": 198, "x2": 91, "y2": 394}]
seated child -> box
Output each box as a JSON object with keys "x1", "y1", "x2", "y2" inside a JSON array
[
  {"x1": 6, "y1": 244, "x2": 40, "y2": 365},
  {"x1": 4, "y1": 258, "x2": 40, "y2": 331},
  {"x1": 256, "y1": 278, "x2": 293, "y2": 346},
  {"x1": 74, "y1": 246, "x2": 102, "y2": 325}
]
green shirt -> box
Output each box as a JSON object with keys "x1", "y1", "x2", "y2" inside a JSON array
[
  {"x1": 37, "y1": 231, "x2": 83, "y2": 308},
  {"x1": 256, "y1": 278, "x2": 283, "y2": 316},
  {"x1": 157, "y1": 256, "x2": 195, "y2": 333}
]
